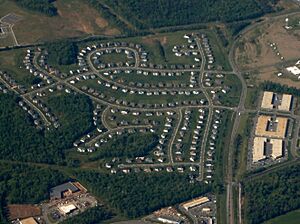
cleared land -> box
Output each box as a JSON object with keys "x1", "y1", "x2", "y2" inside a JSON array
[
  {"x1": 234, "y1": 12, "x2": 300, "y2": 88},
  {"x1": 0, "y1": 0, "x2": 119, "y2": 47}
]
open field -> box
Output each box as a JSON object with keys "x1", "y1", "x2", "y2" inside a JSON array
[
  {"x1": 8, "y1": 204, "x2": 41, "y2": 220},
  {"x1": 0, "y1": 48, "x2": 40, "y2": 88},
  {"x1": 264, "y1": 209, "x2": 300, "y2": 224},
  {"x1": 0, "y1": 0, "x2": 119, "y2": 47}
]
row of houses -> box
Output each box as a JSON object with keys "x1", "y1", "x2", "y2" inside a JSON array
[
  {"x1": 199, "y1": 34, "x2": 215, "y2": 69},
  {"x1": 18, "y1": 100, "x2": 44, "y2": 130},
  {"x1": 204, "y1": 109, "x2": 223, "y2": 183},
  {"x1": 30, "y1": 96, "x2": 60, "y2": 129},
  {"x1": 0, "y1": 71, "x2": 26, "y2": 94},
  {"x1": 174, "y1": 109, "x2": 207, "y2": 163}
]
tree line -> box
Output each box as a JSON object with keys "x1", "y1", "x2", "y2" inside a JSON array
[{"x1": 261, "y1": 81, "x2": 300, "y2": 97}]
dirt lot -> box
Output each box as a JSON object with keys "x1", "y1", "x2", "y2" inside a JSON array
[
  {"x1": 0, "y1": 0, "x2": 120, "y2": 46},
  {"x1": 235, "y1": 15, "x2": 300, "y2": 70},
  {"x1": 257, "y1": 67, "x2": 300, "y2": 88},
  {"x1": 8, "y1": 204, "x2": 41, "y2": 220}
]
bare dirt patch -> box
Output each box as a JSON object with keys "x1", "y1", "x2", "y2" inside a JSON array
[
  {"x1": 235, "y1": 18, "x2": 300, "y2": 70},
  {"x1": 257, "y1": 67, "x2": 300, "y2": 88},
  {"x1": 8, "y1": 204, "x2": 41, "y2": 220},
  {"x1": 0, "y1": 0, "x2": 120, "y2": 45},
  {"x1": 142, "y1": 35, "x2": 168, "y2": 45},
  {"x1": 95, "y1": 17, "x2": 108, "y2": 28}
]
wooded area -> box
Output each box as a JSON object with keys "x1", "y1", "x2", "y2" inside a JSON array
[
  {"x1": 89, "y1": 133, "x2": 159, "y2": 160},
  {"x1": 75, "y1": 171, "x2": 210, "y2": 217},
  {"x1": 15, "y1": 0, "x2": 57, "y2": 16},
  {"x1": 47, "y1": 41, "x2": 78, "y2": 65},
  {"x1": 244, "y1": 164, "x2": 300, "y2": 224},
  {"x1": 0, "y1": 93, "x2": 93, "y2": 164},
  {"x1": 0, "y1": 162, "x2": 67, "y2": 222},
  {"x1": 100, "y1": 0, "x2": 280, "y2": 29}
]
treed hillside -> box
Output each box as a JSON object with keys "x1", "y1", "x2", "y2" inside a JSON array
[
  {"x1": 100, "y1": 0, "x2": 280, "y2": 29},
  {"x1": 244, "y1": 164, "x2": 300, "y2": 224}
]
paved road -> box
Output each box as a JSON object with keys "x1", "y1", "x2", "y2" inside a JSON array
[
  {"x1": 195, "y1": 37, "x2": 214, "y2": 181},
  {"x1": 101, "y1": 106, "x2": 112, "y2": 130}
]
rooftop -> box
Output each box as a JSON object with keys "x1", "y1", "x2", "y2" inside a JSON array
[{"x1": 50, "y1": 182, "x2": 79, "y2": 200}]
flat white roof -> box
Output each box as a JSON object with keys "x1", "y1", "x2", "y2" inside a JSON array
[
  {"x1": 286, "y1": 66, "x2": 300, "y2": 75},
  {"x1": 183, "y1": 196, "x2": 209, "y2": 210}
]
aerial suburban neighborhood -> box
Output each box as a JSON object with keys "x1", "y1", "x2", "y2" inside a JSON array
[{"x1": 0, "y1": 0, "x2": 300, "y2": 224}]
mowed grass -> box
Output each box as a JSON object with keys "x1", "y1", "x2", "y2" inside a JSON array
[
  {"x1": 0, "y1": 0, "x2": 119, "y2": 46},
  {"x1": 264, "y1": 209, "x2": 300, "y2": 224},
  {"x1": 245, "y1": 87, "x2": 260, "y2": 110},
  {"x1": 0, "y1": 31, "x2": 15, "y2": 47},
  {"x1": 0, "y1": 48, "x2": 39, "y2": 87}
]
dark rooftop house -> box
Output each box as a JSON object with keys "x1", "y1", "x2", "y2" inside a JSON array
[{"x1": 50, "y1": 182, "x2": 80, "y2": 200}]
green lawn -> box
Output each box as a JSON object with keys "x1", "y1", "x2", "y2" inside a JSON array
[
  {"x1": 217, "y1": 74, "x2": 242, "y2": 107},
  {"x1": 264, "y1": 209, "x2": 300, "y2": 224},
  {"x1": 245, "y1": 88, "x2": 259, "y2": 110},
  {"x1": 0, "y1": 48, "x2": 42, "y2": 88}
]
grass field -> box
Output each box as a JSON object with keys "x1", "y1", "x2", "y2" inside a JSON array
[
  {"x1": 0, "y1": 48, "x2": 40, "y2": 87},
  {"x1": 265, "y1": 212, "x2": 300, "y2": 224},
  {"x1": 234, "y1": 113, "x2": 255, "y2": 180},
  {"x1": 0, "y1": 0, "x2": 119, "y2": 47}
]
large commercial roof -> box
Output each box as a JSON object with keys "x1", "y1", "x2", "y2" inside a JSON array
[
  {"x1": 50, "y1": 182, "x2": 79, "y2": 199},
  {"x1": 59, "y1": 204, "x2": 77, "y2": 215},
  {"x1": 270, "y1": 139, "x2": 283, "y2": 159},
  {"x1": 255, "y1": 115, "x2": 288, "y2": 138},
  {"x1": 20, "y1": 217, "x2": 38, "y2": 224},
  {"x1": 261, "y1": 91, "x2": 274, "y2": 109},
  {"x1": 253, "y1": 137, "x2": 267, "y2": 162},
  {"x1": 278, "y1": 94, "x2": 293, "y2": 111},
  {"x1": 182, "y1": 196, "x2": 209, "y2": 210},
  {"x1": 261, "y1": 91, "x2": 292, "y2": 111}
]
